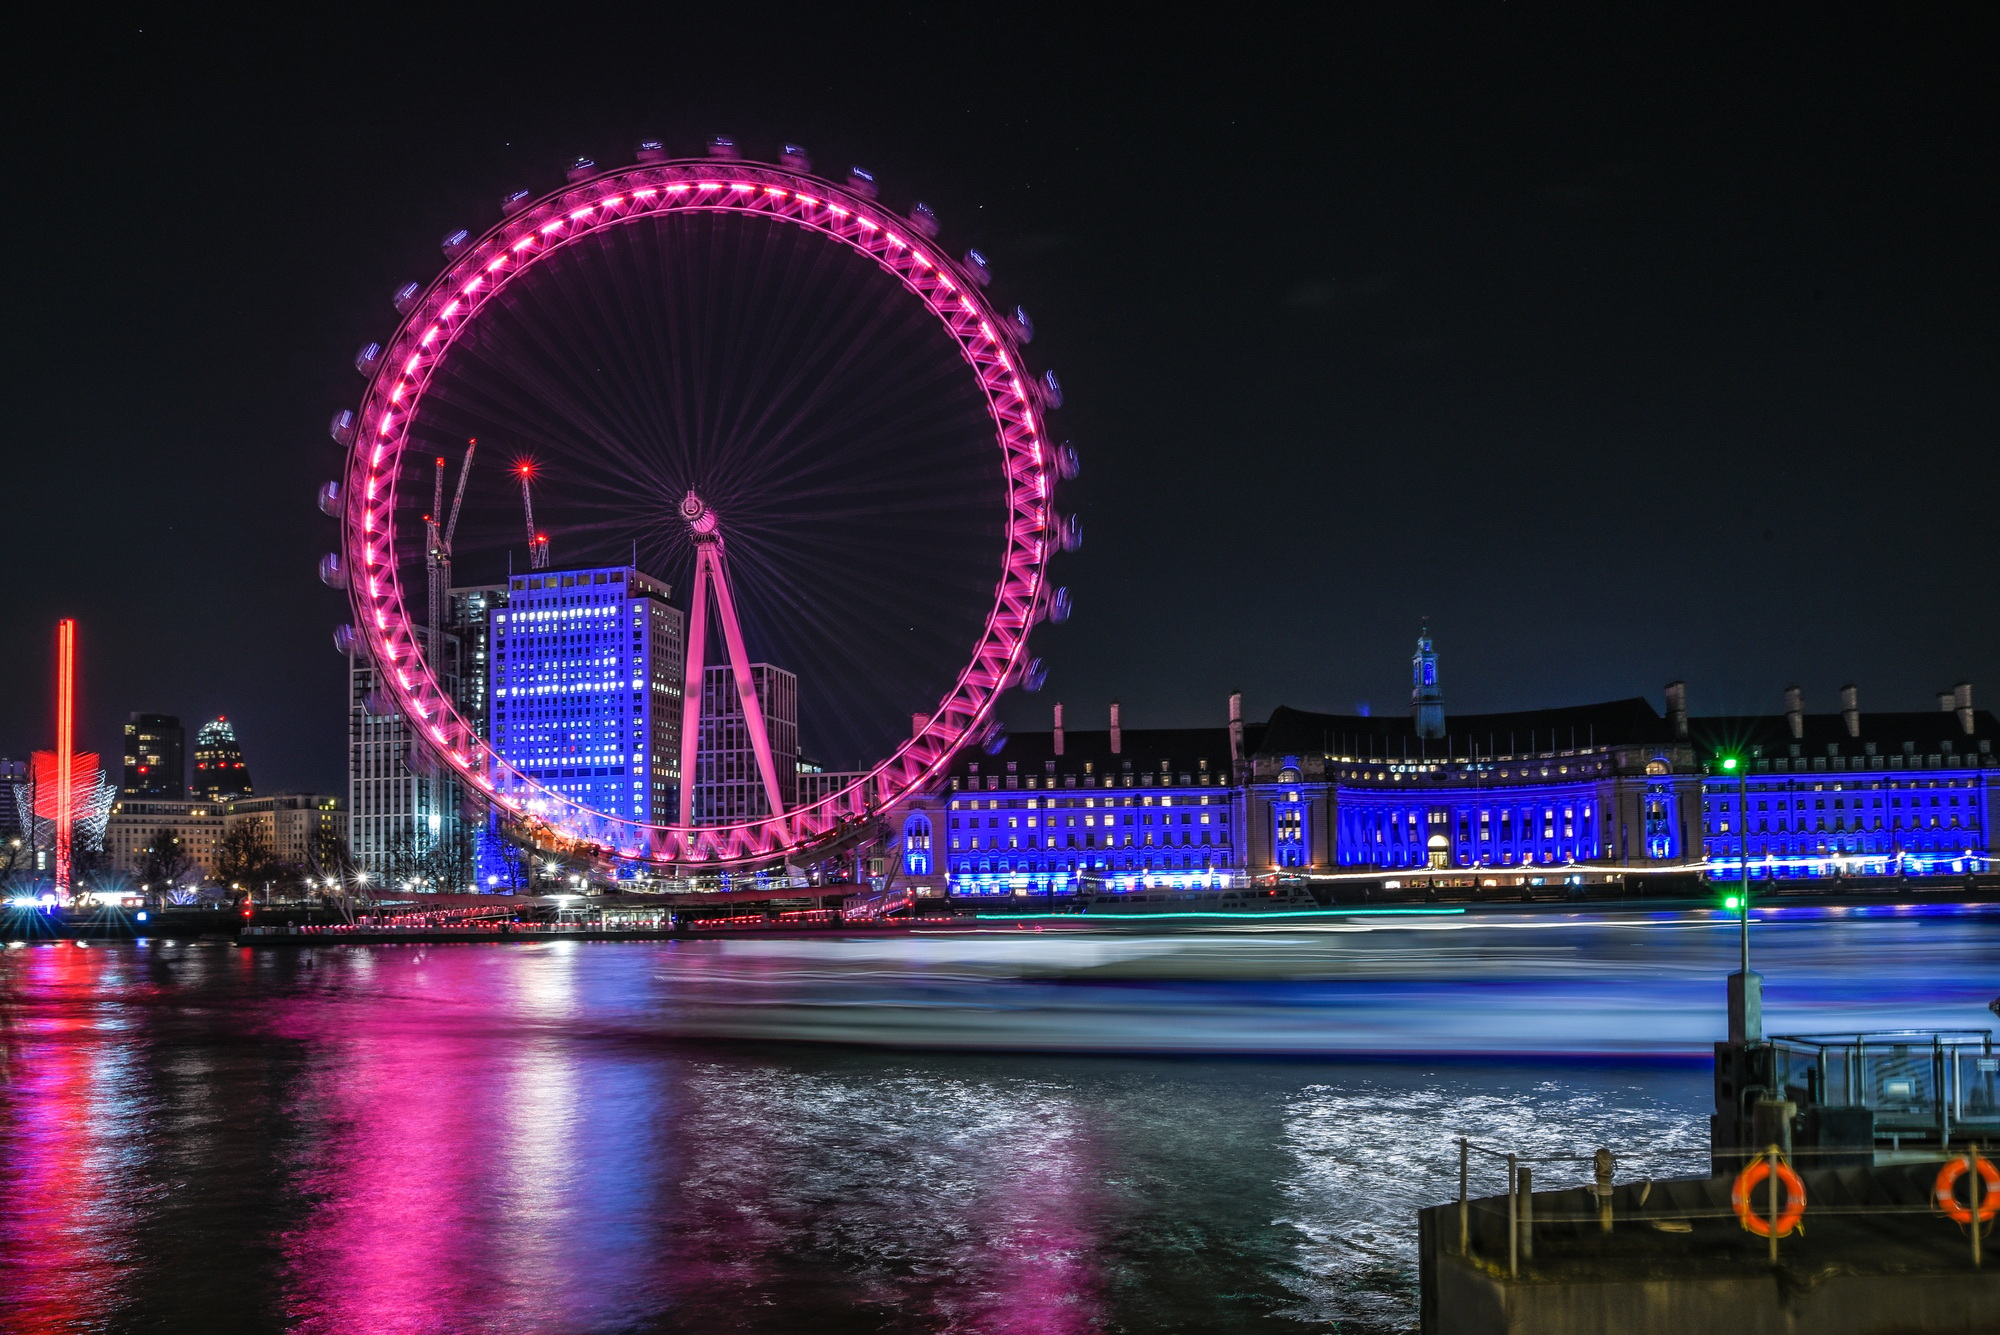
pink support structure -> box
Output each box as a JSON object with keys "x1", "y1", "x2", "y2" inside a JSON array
[
  {"x1": 341, "y1": 155, "x2": 1057, "y2": 868},
  {"x1": 677, "y1": 498, "x2": 786, "y2": 826},
  {"x1": 704, "y1": 542, "x2": 788, "y2": 819},
  {"x1": 677, "y1": 546, "x2": 710, "y2": 828}
]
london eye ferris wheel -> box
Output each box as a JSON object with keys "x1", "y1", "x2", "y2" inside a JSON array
[{"x1": 320, "y1": 138, "x2": 1079, "y2": 871}]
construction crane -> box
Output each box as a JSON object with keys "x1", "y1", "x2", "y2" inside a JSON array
[
  {"x1": 425, "y1": 439, "x2": 478, "y2": 662},
  {"x1": 516, "y1": 460, "x2": 550, "y2": 570},
  {"x1": 423, "y1": 441, "x2": 477, "y2": 848}
]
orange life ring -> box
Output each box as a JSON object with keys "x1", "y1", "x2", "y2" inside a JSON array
[
  {"x1": 1934, "y1": 1154, "x2": 2000, "y2": 1225},
  {"x1": 1732, "y1": 1153, "x2": 1807, "y2": 1238}
]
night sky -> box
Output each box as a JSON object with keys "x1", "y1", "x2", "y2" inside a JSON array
[{"x1": 7, "y1": 7, "x2": 1997, "y2": 795}]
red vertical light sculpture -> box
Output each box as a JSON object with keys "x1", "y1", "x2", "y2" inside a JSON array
[{"x1": 53, "y1": 619, "x2": 76, "y2": 896}]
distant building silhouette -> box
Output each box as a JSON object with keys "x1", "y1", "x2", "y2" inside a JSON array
[
  {"x1": 123, "y1": 713, "x2": 185, "y2": 798},
  {"x1": 192, "y1": 717, "x2": 253, "y2": 801}
]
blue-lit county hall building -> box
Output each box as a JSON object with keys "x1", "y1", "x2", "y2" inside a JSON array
[{"x1": 903, "y1": 632, "x2": 2000, "y2": 901}]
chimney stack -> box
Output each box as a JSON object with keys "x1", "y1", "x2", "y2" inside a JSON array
[
  {"x1": 1053, "y1": 702, "x2": 1065, "y2": 756},
  {"x1": 1784, "y1": 685, "x2": 1804, "y2": 740},
  {"x1": 1110, "y1": 701, "x2": 1122, "y2": 754},
  {"x1": 1955, "y1": 682, "x2": 1975, "y2": 736},
  {"x1": 1664, "y1": 681, "x2": 1688, "y2": 740},
  {"x1": 1228, "y1": 691, "x2": 1245, "y2": 764},
  {"x1": 1938, "y1": 690, "x2": 1956, "y2": 713},
  {"x1": 1839, "y1": 685, "x2": 1859, "y2": 738}
]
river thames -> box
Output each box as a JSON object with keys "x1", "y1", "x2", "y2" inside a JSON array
[{"x1": 1, "y1": 904, "x2": 1993, "y2": 1333}]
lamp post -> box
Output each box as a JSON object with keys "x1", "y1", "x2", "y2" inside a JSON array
[{"x1": 1720, "y1": 754, "x2": 1760, "y2": 1043}]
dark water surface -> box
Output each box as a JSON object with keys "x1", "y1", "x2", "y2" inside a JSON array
[{"x1": 2, "y1": 906, "x2": 1993, "y2": 1333}]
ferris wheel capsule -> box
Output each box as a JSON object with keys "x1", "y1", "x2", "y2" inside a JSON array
[
  {"x1": 1039, "y1": 369, "x2": 1064, "y2": 410},
  {"x1": 1023, "y1": 657, "x2": 1048, "y2": 692},
  {"x1": 317, "y1": 552, "x2": 346, "y2": 590},
  {"x1": 392, "y1": 282, "x2": 421, "y2": 314},
  {"x1": 781, "y1": 143, "x2": 812, "y2": 172},
  {"x1": 567, "y1": 157, "x2": 598, "y2": 182},
  {"x1": 1056, "y1": 441, "x2": 1080, "y2": 480},
  {"x1": 1050, "y1": 586, "x2": 1073, "y2": 623},
  {"x1": 317, "y1": 480, "x2": 342, "y2": 517},
  {"x1": 981, "y1": 721, "x2": 1009, "y2": 755},
  {"x1": 354, "y1": 342, "x2": 382, "y2": 378},
  {"x1": 708, "y1": 134, "x2": 738, "y2": 158},
  {"x1": 328, "y1": 409, "x2": 356, "y2": 446},
  {"x1": 1008, "y1": 306, "x2": 1035, "y2": 343},
  {"x1": 635, "y1": 139, "x2": 668, "y2": 163},
  {"x1": 847, "y1": 166, "x2": 879, "y2": 198},
  {"x1": 500, "y1": 188, "x2": 533, "y2": 215},
  {"x1": 962, "y1": 248, "x2": 992, "y2": 287},
  {"x1": 332, "y1": 624, "x2": 357, "y2": 656},
  {"x1": 441, "y1": 228, "x2": 470, "y2": 259},
  {"x1": 908, "y1": 202, "x2": 940, "y2": 238},
  {"x1": 1060, "y1": 513, "x2": 1083, "y2": 552}
]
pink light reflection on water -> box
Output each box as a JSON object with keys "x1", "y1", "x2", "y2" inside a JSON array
[
  {"x1": 0, "y1": 944, "x2": 137, "y2": 1335},
  {"x1": 958, "y1": 1119, "x2": 1105, "y2": 1334},
  {"x1": 279, "y1": 1014, "x2": 505, "y2": 1331},
  {"x1": 277, "y1": 945, "x2": 671, "y2": 1334}
]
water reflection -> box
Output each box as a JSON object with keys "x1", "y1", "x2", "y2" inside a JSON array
[
  {"x1": 0, "y1": 909, "x2": 1992, "y2": 1333},
  {"x1": 280, "y1": 948, "x2": 672, "y2": 1333},
  {"x1": 0, "y1": 943, "x2": 138, "y2": 1331}
]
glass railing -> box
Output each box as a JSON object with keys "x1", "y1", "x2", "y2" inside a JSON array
[{"x1": 1771, "y1": 1030, "x2": 1999, "y2": 1141}]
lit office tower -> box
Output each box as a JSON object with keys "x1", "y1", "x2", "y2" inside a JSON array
[
  {"x1": 348, "y1": 643, "x2": 439, "y2": 873},
  {"x1": 123, "y1": 713, "x2": 185, "y2": 797},
  {"x1": 488, "y1": 565, "x2": 685, "y2": 822},
  {"x1": 192, "y1": 717, "x2": 253, "y2": 801},
  {"x1": 448, "y1": 583, "x2": 508, "y2": 738},
  {"x1": 346, "y1": 584, "x2": 505, "y2": 877},
  {"x1": 692, "y1": 663, "x2": 798, "y2": 825}
]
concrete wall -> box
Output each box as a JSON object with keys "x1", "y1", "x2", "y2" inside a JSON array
[{"x1": 1419, "y1": 1202, "x2": 2000, "y2": 1335}]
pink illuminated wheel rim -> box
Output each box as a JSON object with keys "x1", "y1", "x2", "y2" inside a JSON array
[{"x1": 337, "y1": 158, "x2": 1055, "y2": 868}]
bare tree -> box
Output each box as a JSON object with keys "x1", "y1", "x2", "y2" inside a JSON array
[
  {"x1": 139, "y1": 829, "x2": 200, "y2": 902},
  {"x1": 381, "y1": 822, "x2": 478, "y2": 894},
  {"x1": 216, "y1": 823, "x2": 291, "y2": 902}
]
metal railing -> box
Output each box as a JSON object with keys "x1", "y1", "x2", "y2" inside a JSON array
[
  {"x1": 1770, "y1": 1030, "x2": 2000, "y2": 1143},
  {"x1": 1451, "y1": 1137, "x2": 1993, "y2": 1278}
]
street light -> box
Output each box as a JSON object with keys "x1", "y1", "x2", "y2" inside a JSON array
[
  {"x1": 1720, "y1": 755, "x2": 1750, "y2": 970},
  {"x1": 1719, "y1": 752, "x2": 1759, "y2": 1043}
]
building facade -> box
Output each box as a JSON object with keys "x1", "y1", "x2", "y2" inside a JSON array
[
  {"x1": 348, "y1": 581, "x2": 510, "y2": 878},
  {"x1": 913, "y1": 703, "x2": 1247, "y2": 900},
  {"x1": 349, "y1": 628, "x2": 451, "y2": 876},
  {"x1": 1691, "y1": 685, "x2": 2000, "y2": 880},
  {"x1": 1242, "y1": 696, "x2": 1703, "y2": 877},
  {"x1": 192, "y1": 717, "x2": 253, "y2": 801},
  {"x1": 692, "y1": 663, "x2": 798, "y2": 824},
  {"x1": 796, "y1": 762, "x2": 868, "y2": 808},
  {"x1": 224, "y1": 793, "x2": 347, "y2": 870},
  {"x1": 488, "y1": 565, "x2": 686, "y2": 823},
  {"x1": 122, "y1": 713, "x2": 185, "y2": 798},
  {"x1": 448, "y1": 584, "x2": 507, "y2": 740},
  {"x1": 901, "y1": 634, "x2": 2000, "y2": 900},
  {"x1": 103, "y1": 798, "x2": 226, "y2": 879}
]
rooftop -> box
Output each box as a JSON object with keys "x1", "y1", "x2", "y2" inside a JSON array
[
  {"x1": 955, "y1": 724, "x2": 1257, "y2": 776},
  {"x1": 1257, "y1": 698, "x2": 1675, "y2": 759}
]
